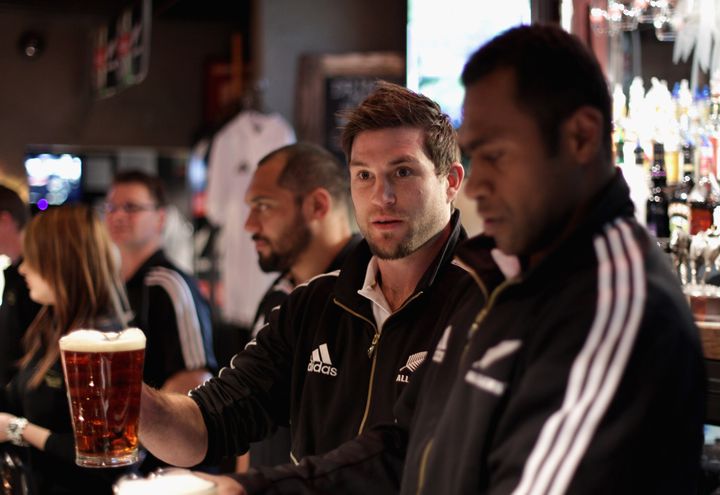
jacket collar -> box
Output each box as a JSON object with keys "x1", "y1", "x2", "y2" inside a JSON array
[
  {"x1": 456, "y1": 170, "x2": 635, "y2": 293},
  {"x1": 126, "y1": 249, "x2": 169, "y2": 287},
  {"x1": 280, "y1": 234, "x2": 363, "y2": 287},
  {"x1": 334, "y1": 209, "x2": 467, "y2": 309},
  {"x1": 329, "y1": 234, "x2": 363, "y2": 272}
]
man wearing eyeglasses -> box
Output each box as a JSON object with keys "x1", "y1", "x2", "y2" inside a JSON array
[{"x1": 105, "y1": 170, "x2": 217, "y2": 395}]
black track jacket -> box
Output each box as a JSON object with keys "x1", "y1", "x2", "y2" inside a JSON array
[
  {"x1": 235, "y1": 172, "x2": 706, "y2": 495},
  {"x1": 191, "y1": 210, "x2": 469, "y2": 464}
]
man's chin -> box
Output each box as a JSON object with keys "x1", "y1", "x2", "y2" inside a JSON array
[
  {"x1": 258, "y1": 260, "x2": 277, "y2": 273},
  {"x1": 367, "y1": 242, "x2": 413, "y2": 261},
  {"x1": 258, "y1": 255, "x2": 285, "y2": 273}
]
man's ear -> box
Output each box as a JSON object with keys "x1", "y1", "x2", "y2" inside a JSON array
[
  {"x1": 156, "y1": 207, "x2": 167, "y2": 233},
  {"x1": 0, "y1": 211, "x2": 14, "y2": 230},
  {"x1": 445, "y1": 162, "x2": 465, "y2": 203},
  {"x1": 561, "y1": 106, "x2": 604, "y2": 164},
  {"x1": 302, "y1": 188, "x2": 331, "y2": 221}
]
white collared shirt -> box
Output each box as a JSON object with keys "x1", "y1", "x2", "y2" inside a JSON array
[{"x1": 357, "y1": 256, "x2": 393, "y2": 333}]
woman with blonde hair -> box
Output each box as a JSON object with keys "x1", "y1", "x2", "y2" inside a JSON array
[{"x1": 0, "y1": 204, "x2": 132, "y2": 494}]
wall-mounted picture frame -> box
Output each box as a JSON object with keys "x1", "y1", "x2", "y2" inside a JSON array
[{"x1": 295, "y1": 52, "x2": 405, "y2": 161}]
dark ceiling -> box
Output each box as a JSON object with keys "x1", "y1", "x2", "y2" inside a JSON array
[{"x1": 0, "y1": 0, "x2": 250, "y2": 21}]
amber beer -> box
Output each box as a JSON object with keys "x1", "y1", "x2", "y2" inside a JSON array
[{"x1": 59, "y1": 328, "x2": 146, "y2": 468}]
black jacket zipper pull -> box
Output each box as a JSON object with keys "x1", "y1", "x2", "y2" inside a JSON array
[{"x1": 368, "y1": 333, "x2": 380, "y2": 358}]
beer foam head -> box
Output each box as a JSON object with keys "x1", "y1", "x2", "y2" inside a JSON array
[
  {"x1": 114, "y1": 470, "x2": 217, "y2": 495},
  {"x1": 59, "y1": 328, "x2": 146, "y2": 352}
]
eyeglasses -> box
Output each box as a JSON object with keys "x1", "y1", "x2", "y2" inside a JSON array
[{"x1": 102, "y1": 202, "x2": 158, "y2": 214}]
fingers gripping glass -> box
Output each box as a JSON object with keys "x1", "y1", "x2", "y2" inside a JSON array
[{"x1": 103, "y1": 202, "x2": 158, "y2": 214}]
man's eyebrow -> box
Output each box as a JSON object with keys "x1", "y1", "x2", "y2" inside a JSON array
[
  {"x1": 247, "y1": 194, "x2": 274, "y2": 203},
  {"x1": 461, "y1": 135, "x2": 497, "y2": 155},
  {"x1": 388, "y1": 155, "x2": 419, "y2": 166},
  {"x1": 349, "y1": 155, "x2": 419, "y2": 168}
]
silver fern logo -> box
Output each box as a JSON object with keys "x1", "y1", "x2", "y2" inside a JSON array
[{"x1": 396, "y1": 351, "x2": 428, "y2": 384}]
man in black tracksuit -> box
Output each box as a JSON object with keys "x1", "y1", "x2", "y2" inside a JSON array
[
  {"x1": 106, "y1": 171, "x2": 217, "y2": 392},
  {"x1": 243, "y1": 142, "x2": 361, "y2": 468},
  {"x1": 199, "y1": 209, "x2": 465, "y2": 464},
  {"x1": 138, "y1": 82, "x2": 472, "y2": 476},
  {"x1": 226, "y1": 25, "x2": 705, "y2": 495}
]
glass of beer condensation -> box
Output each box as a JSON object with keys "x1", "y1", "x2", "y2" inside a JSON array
[{"x1": 59, "y1": 328, "x2": 146, "y2": 468}]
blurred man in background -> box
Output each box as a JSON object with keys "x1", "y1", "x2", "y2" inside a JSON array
[{"x1": 0, "y1": 183, "x2": 40, "y2": 386}]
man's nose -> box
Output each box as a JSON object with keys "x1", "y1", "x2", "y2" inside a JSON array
[
  {"x1": 371, "y1": 177, "x2": 396, "y2": 206},
  {"x1": 464, "y1": 164, "x2": 492, "y2": 200},
  {"x1": 244, "y1": 211, "x2": 259, "y2": 233}
]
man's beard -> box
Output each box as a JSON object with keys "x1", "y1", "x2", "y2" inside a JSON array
[
  {"x1": 256, "y1": 221, "x2": 312, "y2": 273},
  {"x1": 363, "y1": 204, "x2": 446, "y2": 261},
  {"x1": 366, "y1": 232, "x2": 416, "y2": 260}
]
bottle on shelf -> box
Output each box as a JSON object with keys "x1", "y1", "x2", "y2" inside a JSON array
[
  {"x1": 621, "y1": 140, "x2": 649, "y2": 225},
  {"x1": 646, "y1": 141, "x2": 670, "y2": 239},
  {"x1": 688, "y1": 135, "x2": 720, "y2": 234},
  {"x1": 669, "y1": 140, "x2": 695, "y2": 235},
  {"x1": 708, "y1": 71, "x2": 720, "y2": 180}
]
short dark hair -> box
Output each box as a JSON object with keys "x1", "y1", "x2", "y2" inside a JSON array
[
  {"x1": 340, "y1": 81, "x2": 460, "y2": 176},
  {"x1": 111, "y1": 170, "x2": 168, "y2": 207},
  {"x1": 259, "y1": 142, "x2": 351, "y2": 212},
  {"x1": 461, "y1": 24, "x2": 612, "y2": 158},
  {"x1": 0, "y1": 184, "x2": 29, "y2": 229}
]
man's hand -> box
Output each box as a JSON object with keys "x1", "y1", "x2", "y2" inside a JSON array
[{"x1": 193, "y1": 472, "x2": 247, "y2": 495}]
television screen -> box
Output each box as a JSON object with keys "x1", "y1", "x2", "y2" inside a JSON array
[
  {"x1": 407, "y1": 0, "x2": 532, "y2": 128},
  {"x1": 24, "y1": 153, "x2": 83, "y2": 210}
]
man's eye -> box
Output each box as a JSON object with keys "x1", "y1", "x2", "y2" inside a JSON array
[
  {"x1": 483, "y1": 152, "x2": 503, "y2": 163},
  {"x1": 396, "y1": 167, "x2": 412, "y2": 178},
  {"x1": 356, "y1": 171, "x2": 371, "y2": 180},
  {"x1": 470, "y1": 151, "x2": 503, "y2": 168}
]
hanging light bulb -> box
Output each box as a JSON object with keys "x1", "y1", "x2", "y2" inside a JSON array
[
  {"x1": 611, "y1": 0, "x2": 641, "y2": 31},
  {"x1": 654, "y1": 3, "x2": 678, "y2": 40},
  {"x1": 638, "y1": 0, "x2": 666, "y2": 23}
]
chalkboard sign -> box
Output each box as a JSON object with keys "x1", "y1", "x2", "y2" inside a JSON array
[
  {"x1": 323, "y1": 75, "x2": 404, "y2": 160},
  {"x1": 295, "y1": 52, "x2": 405, "y2": 162}
]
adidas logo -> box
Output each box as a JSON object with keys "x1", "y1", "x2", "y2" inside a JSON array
[
  {"x1": 396, "y1": 351, "x2": 427, "y2": 383},
  {"x1": 307, "y1": 343, "x2": 338, "y2": 377},
  {"x1": 432, "y1": 325, "x2": 452, "y2": 363}
]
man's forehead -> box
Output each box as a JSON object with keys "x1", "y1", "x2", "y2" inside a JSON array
[
  {"x1": 109, "y1": 182, "x2": 152, "y2": 200},
  {"x1": 249, "y1": 158, "x2": 285, "y2": 189},
  {"x1": 349, "y1": 127, "x2": 430, "y2": 166},
  {"x1": 458, "y1": 108, "x2": 506, "y2": 148},
  {"x1": 460, "y1": 73, "x2": 520, "y2": 142},
  {"x1": 246, "y1": 167, "x2": 293, "y2": 203}
]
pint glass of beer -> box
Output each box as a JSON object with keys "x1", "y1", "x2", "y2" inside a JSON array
[{"x1": 59, "y1": 328, "x2": 146, "y2": 468}]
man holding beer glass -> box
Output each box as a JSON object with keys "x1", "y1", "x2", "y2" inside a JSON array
[
  {"x1": 138, "y1": 83, "x2": 473, "y2": 476},
  {"x1": 0, "y1": 205, "x2": 135, "y2": 494}
]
